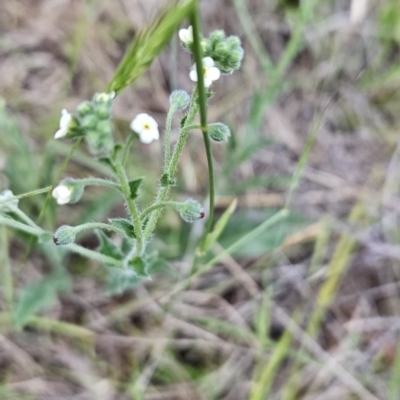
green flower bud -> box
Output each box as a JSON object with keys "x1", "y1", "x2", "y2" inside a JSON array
[
  {"x1": 208, "y1": 122, "x2": 231, "y2": 142},
  {"x1": 97, "y1": 120, "x2": 113, "y2": 136},
  {"x1": 169, "y1": 90, "x2": 190, "y2": 111},
  {"x1": 92, "y1": 92, "x2": 115, "y2": 105},
  {"x1": 95, "y1": 104, "x2": 111, "y2": 120},
  {"x1": 81, "y1": 114, "x2": 98, "y2": 130},
  {"x1": 209, "y1": 30, "x2": 226, "y2": 49},
  {"x1": 204, "y1": 32, "x2": 244, "y2": 74},
  {"x1": 76, "y1": 101, "x2": 94, "y2": 117},
  {"x1": 215, "y1": 41, "x2": 229, "y2": 55},
  {"x1": 53, "y1": 225, "x2": 76, "y2": 245},
  {"x1": 85, "y1": 128, "x2": 114, "y2": 155},
  {"x1": 178, "y1": 199, "x2": 204, "y2": 223}
]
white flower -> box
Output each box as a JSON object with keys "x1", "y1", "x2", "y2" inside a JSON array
[
  {"x1": 0, "y1": 189, "x2": 18, "y2": 211},
  {"x1": 179, "y1": 26, "x2": 193, "y2": 44},
  {"x1": 52, "y1": 185, "x2": 72, "y2": 205},
  {"x1": 54, "y1": 109, "x2": 72, "y2": 139},
  {"x1": 130, "y1": 113, "x2": 159, "y2": 144},
  {"x1": 189, "y1": 57, "x2": 221, "y2": 88}
]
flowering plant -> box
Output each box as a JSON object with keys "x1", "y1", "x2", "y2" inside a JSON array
[{"x1": 0, "y1": 7, "x2": 243, "y2": 295}]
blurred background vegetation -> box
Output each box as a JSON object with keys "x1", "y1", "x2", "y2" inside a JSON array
[{"x1": 1, "y1": 0, "x2": 400, "y2": 399}]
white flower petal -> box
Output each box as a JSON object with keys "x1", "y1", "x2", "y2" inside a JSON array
[
  {"x1": 207, "y1": 66, "x2": 221, "y2": 81},
  {"x1": 203, "y1": 77, "x2": 213, "y2": 88},
  {"x1": 179, "y1": 26, "x2": 193, "y2": 44},
  {"x1": 189, "y1": 70, "x2": 198, "y2": 82},
  {"x1": 139, "y1": 130, "x2": 155, "y2": 144},
  {"x1": 52, "y1": 185, "x2": 72, "y2": 205},
  {"x1": 54, "y1": 129, "x2": 66, "y2": 139},
  {"x1": 60, "y1": 109, "x2": 71, "y2": 129},
  {"x1": 203, "y1": 57, "x2": 215, "y2": 68}
]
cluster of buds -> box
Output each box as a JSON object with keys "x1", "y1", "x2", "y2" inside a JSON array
[
  {"x1": 54, "y1": 92, "x2": 115, "y2": 155},
  {"x1": 179, "y1": 26, "x2": 244, "y2": 87}
]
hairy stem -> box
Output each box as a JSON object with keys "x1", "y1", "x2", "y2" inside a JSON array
[
  {"x1": 190, "y1": 9, "x2": 216, "y2": 246},
  {"x1": 143, "y1": 89, "x2": 199, "y2": 240},
  {"x1": 140, "y1": 201, "x2": 181, "y2": 221},
  {"x1": 114, "y1": 161, "x2": 144, "y2": 255}
]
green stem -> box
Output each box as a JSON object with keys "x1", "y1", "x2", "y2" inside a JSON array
[
  {"x1": 164, "y1": 106, "x2": 176, "y2": 168},
  {"x1": 143, "y1": 90, "x2": 199, "y2": 239},
  {"x1": 0, "y1": 186, "x2": 52, "y2": 207},
  {"x1": 140, "y1": 201, "x2": 181, "y2": 220},
  {"x1": 114, "y1": 161, "x2": 144, "y2": 255},
  {"x1": 190, "y1": 9, "x2": 216, "y2": 244},
  {"x1": 0, "y1": 215, "x2": 44, "y2": 237},
  {"x1": 71, "y1": 222, "x2": 127, "y2": 238},
  {"x1": 65, "y1": 243, "x2": 123, "y2": 267},
  {"x1": 122, "y1": 133, "x2": 136, "y2": 166},
  {"x1": 7, "y1": 205, "x2": 42, "y2": 230},
  {"x1": 74, "y1": 177, "x2": 121, "y2": 191}
]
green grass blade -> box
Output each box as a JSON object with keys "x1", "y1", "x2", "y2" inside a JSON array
[{"x1": 107, "y1": 0, "x2": 197, "y2": 94}]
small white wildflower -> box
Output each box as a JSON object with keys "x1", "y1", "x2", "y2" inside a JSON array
[
  {"x1": 189, "y1": 57, "x2": 221, "y2": 88},
  {"x1": 130, "y1": 113, "x2": 159, "y2": 144},
  {"x1": 179, "y1": 26, "x2": 193, "y2": 44},
  {"x1": 54, "y1": 109, "x2": 72, "y2": 139},
  {"x1": 0, "y1": 189, "x2": 18, "y2": 211},
  {"x1": 52, "y1": 185, "x2": 73, "y2": 205}
]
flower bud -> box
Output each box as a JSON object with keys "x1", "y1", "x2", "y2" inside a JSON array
[
  {"x1": 95, "y1": 104, "x2": 112, "y2": 120},
  {"x1": 76, "y1": 101, "x2": 94, "y2": 117},
  {"x1": 209, "y1": 30, "x2": 226, "y2": 48},
  {"x1": 204, "y1": 32, "x2": 244, "y2": 74},
  {"x1": 169, "y1": 90, "x2": 190, "y2": 111},
  {"x1": 0, "y1": 189, "x2": 18, "y2": 211},
  {"x1": 85, "y1": 128, "x2": 114, "y2": 155},
  {"x1": 178, "y1": 199, "x2": 204, "y2": 223},
  {"x1": 81, "y1": 114, "x2": 98, "y2": 130},
  {"x1": 208, "y1": 122, "x2": 231, "y2": 142},
  {"x1": 92, "y1": 92, "x2": 115, "y2": 104},
  {"x1": 52, "y1": 179, "x2": 84, "y2": 205},
  {"x1": 53, "y1": 225, "x2": 76, "y2": 245}
]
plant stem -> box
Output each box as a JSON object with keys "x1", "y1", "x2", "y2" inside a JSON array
[
  {"x1": 164, "y1": 106, "x2": 175, "y2": 168},
  {"x1": 0, "y1": 186, "x2": 52, "y2": 207},
  {"x1": 74, "y1": 177, "x2": 121, "y2": 191},
  {"x1": 71, "y1": 222, "x2": 127, "y2": 238},
  {"x1": 65, "y1": 243, "x2": 123, "y2": 267},
  {"x1": 140, "y1": 201, "x2": 181, "y2": 220},
  {"x1": 114, "y1": 161, "x2": 144, "y2": 255},
  {"x1": 122, "y1": 133, "x2": 136, "y2": 166},
  {"x1": 143, "y1": 90, "x2": 199, "y2": 240},
  {"x1": 190, "y1": 9, "x2": 216, "y2": 244},
  {"x1": 0, "y1": 215, "x2": 44, "y2": 237}
]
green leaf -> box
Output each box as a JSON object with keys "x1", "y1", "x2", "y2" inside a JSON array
[
  {"x1": 98, "y1": 157, "x2": 116, "y2": 172},
  {"x1": 201, "y1": 198, "x2": 237, "y2": 253},
  {"x1": 96, "y1": 230, "x2": 123, "y2": 261},
  {"x1": 107, "y1": 0, "x2": 197, "y2": 94},
  {"x1": 108, "y1": 218, "x2": 136, "y2": 238},
  {"x1": 128, "y1": 177, "x2": 143, "y2": 199},
  {"x1": 126, "y1": 255, "x2": 149, "y2": 277},
  {"x1": 13, "y1": 272, "x2": 70, "y2": 329},
  {"x1": 106, "y1": 268, "x2": 143, "y2": 296}
]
